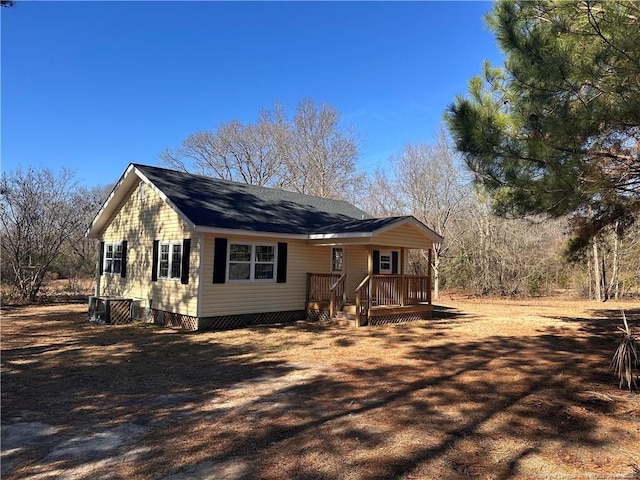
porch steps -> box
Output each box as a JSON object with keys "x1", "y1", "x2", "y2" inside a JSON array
[{"x1": 331, "y1": 304, "x2": 358, "y2": 327}]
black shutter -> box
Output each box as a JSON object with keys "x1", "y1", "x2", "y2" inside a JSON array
[
  {"x1": 151, "y1": 240, "x2": 159, "y2": 281},
  {"x1": 373, "y1": 250, "x2": 380, "y2": 274},
  {"x1": 392, "y1": 251, "x2": 399, "y2": 274},
  {"x1": 213, "y1": 237, "x2": 227, "y2": 283},
  {"x1": 99, "y1": 242, "x2": 105, "y2": 275},
  {"x1": 181, "y1": 239, "x2": 191, "y2": 285},
  {"x1": 277, "y1": 242, "x2": 287, "y2": 283},
  {"x1": 121, "y1": 240, "x2": 128, "y2": 278}
]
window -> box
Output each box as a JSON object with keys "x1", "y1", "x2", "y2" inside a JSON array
[
  {"x1": 379, "y1": 251, "x2": 392, "y2": 274},
  {"x1": 159, "y1": 242, "x2": 182, "y2": 280},
  {"x1": 228, "y1": 243, "x2": 275, "y2": 281},
  {"x1": 331, "y1": 247, "x2": 344, "y2": 273},
  {"x1": 103, "y1": 243, "x2": 123, "y2": 275}
]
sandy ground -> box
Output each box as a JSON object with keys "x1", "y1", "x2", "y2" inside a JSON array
[{"x1": 1, "y1": 295, "x2": 639, "y2": 479}]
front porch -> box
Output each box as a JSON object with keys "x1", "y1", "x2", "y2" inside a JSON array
[{"x1": 306, "y1": 273, "x2": 433, "y2": 326}]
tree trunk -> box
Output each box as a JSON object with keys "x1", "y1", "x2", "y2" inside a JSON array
[
  {"x1": 600, "y1": 250, "x2": 608, "y2": 302},
  {"x1": 593, "y1": 241, "x2": 602, "y2": 302},
  {"x1": 608, "y1": 221, "x2": 621, "y2": 300},
  {"x1": 433, "y1": 244, "x2": 440, "y2": 300},
  {"x1": 587, "y1": 255, "x2": 592, "y2": 299}
]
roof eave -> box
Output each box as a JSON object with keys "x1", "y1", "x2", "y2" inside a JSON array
[
  {"x1": 309, "y1": 217, "x2": 444, "y2": 244},
  {"x1": 85, "y1": 164, "x2": 138, "y2": 238},
  {"x1": 194, "y1": 226, "x2": 308, "y2": 239},
  {"x1": 372, "y1": 216, "x2": 444, "y2": 244},
  {"x1": 134, "y1": 165, "x2": 197, "y2": 232},
  {"x1": 86, "y1": 163, "x2": 198, "y2": 239},
  {"x1": 307, "y1": 232, "x2": 374, "y2": 240}
]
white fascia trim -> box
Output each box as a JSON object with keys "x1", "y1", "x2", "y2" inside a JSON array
[
  {"x1": 86, "y1": 163, "x2": 137, "y2": 238},
  {"x1": 373, "y1": 217, "x2": 444, "y2": 244},
  {"x1": 133, "y1": 166, "x2": 198, "y2": 232},
  {"x1": 194, "y1": 225, "x2": 307, "y2": 239},
  {"x1": 308, "y1": 232, "x2": 373, "y2": 240}
]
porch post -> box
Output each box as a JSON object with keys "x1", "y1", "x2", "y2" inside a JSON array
[
  {"x1": 400, "y1": 247, "x2": 406, "y2": 306},
  {"x1": 367, "y1": 245, "x2": 373, "y2": 320},
  {"x1": 427, "y1": 247, "x2": 433, "y2": 305}
]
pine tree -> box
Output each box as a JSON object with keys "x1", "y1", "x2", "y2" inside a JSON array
[{"x1": 445, "y1": 0, "x2": 640, "y2": 251}]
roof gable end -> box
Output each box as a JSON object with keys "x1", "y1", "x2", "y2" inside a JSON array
[{"x1": 87, "y1": 163, "x2": 374, "y2": 238}]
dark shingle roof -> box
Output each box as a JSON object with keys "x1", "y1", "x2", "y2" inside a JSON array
[
  {"x1": 311, "y1": 216, "x2": 409, "y2": 235},
  {"x1": 135, "y1": 164, "x2": 375, "y2": 235}
]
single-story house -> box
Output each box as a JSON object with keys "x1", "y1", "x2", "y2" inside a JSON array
[{"x1": 86, "y1": 163, "x2": 443, "y2": 330}]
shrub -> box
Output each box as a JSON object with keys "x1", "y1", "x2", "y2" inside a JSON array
[{"x1": 611, "y1": 311, "x2": 639, "y2": 391}]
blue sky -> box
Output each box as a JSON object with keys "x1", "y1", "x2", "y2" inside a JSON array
[{"x1": 2, "y1": 1, "x2": 503, "y2": 188}]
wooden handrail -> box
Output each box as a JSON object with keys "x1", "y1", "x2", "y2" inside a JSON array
[
  {"x1": 329, "y1": 274, "x2": 346, "y2": 292},
  {"x1": 355, "y1": 275, "x2": 371, "y2": 292},
  {"x1": 355, "y1": 275, "x2": 371, "y2": 327},
  {"x1": 329, "y1": 274, "x2": 346, "y2": 318}
]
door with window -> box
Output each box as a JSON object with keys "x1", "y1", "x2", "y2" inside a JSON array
[{"x1": 331, "y1": 247, "x2": 345, "y2": 275}]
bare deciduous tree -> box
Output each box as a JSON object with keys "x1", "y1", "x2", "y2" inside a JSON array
[
  {"x1": 278, "y1": 99, "x2": 363, "y2": 201},
  {"x1": 160, "y1": 99, "x2": 363, "y2": 201},
  {"x1": 385, "y1": 128, "x2": 470, "y2": 299},
  {"x1": 365, "y1": 169, "x2": 406, "y2": 217},
  {"x1": 160, "y1": 114, "x2": 285, "y2": 188},
  {"x1": 446, "y1": 190, "x2": 573, "y2": 296},
  {"x1": 0, "y1": 167, "x2": 91, "y2": 301}
]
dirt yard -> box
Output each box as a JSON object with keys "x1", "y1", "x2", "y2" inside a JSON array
[{"x1": 2, "y1": 295, "x2": 639, "y2": 479}]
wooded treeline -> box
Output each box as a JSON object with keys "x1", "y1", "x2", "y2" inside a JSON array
[
  {"x1": 0, "y1": 168, "x2": 111, "y2": 302},
  {"x1": 364, "y1": 128, "x2": 639, "y2": 300},
  {"x1": 2, "y1": 104, "x2": 638, "y2": 302},
  {"x1": 444, "y1": 0, "x2": 640, "y2": 299},
  {"x1": 3, "y1": 1, "x2": 639, "y2": 302}
]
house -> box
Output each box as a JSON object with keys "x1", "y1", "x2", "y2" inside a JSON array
[{"x1": 86, "y1": 163, "x2": 443, "y2": 330}]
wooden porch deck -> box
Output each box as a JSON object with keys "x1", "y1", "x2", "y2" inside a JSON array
[{"x1": 306, "y1": 273, "x2": 432, "y2": 327}]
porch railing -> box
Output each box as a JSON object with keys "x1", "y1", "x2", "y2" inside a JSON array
[
  {"x1": 406, "y1": 275, "x2": 431, "y2": 304},
  {"x1": 307, "y1": 273, "x2": 342, "y2": 303},
  {"x1": 308, "y1": 273, "x2": 431, "y2": 326},
  {"x1": 372, "y1": 275, "x2": 431, "y2": 306}
]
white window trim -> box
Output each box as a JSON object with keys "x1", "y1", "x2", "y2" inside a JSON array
[
  {"x1": 158, "y1": 241, "x2": 182, "y2": 280},
  {"x1": 103, "y1": 242, "x2": 123, "y2": 275},
  {"x1": 379, "y1": 250, "x2": 393, "y2": 274},
  {"x1": 227, "y1": 242, "x2": 277, "y2": 283},
  {"x1": 331, "y1": 247, "x2": 345, "y2": 274}
]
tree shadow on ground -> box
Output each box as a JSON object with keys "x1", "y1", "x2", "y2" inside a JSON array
[
  {"x1": 132, "y1": 327, "x2": 627, "y2": 479},
  {"x1": 1, "y1": 310, "x2": 297, "y2": 478},
  {"x1": 2, "y1": 305, "x2": 639, "y2": 480}
]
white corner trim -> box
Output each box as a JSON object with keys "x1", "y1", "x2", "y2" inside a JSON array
[{"x1": 196, "y1": 232, "x2": 204, "y2": 319}]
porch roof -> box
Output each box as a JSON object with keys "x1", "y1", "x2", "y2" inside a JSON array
[{"x1": 309, "y1": 215, "x2": 444, "y2": 244}]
